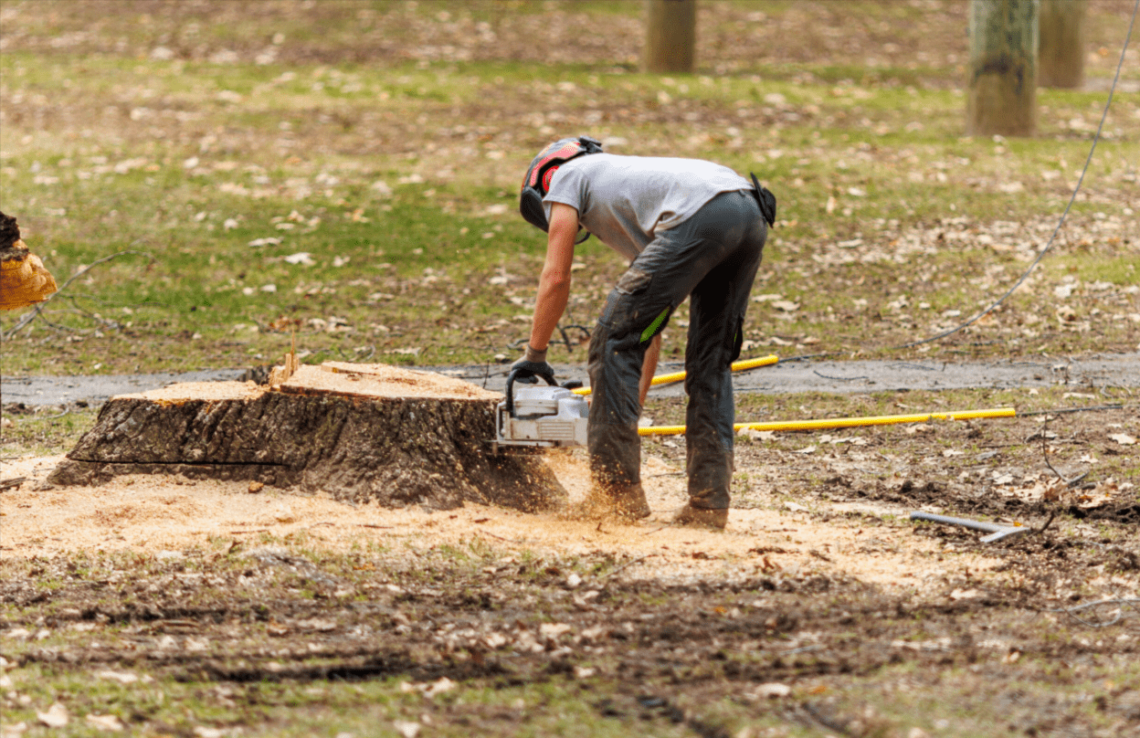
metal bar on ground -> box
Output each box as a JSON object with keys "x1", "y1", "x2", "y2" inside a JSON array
[
  {"x1": 909, "y1": 511, "x2": 1030, "y2": 543},
  {"x1": 572, "y1": 354, "x2": 778, "y2": 396}
]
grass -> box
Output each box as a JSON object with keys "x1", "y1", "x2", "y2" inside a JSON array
[
  {"x1": 1, "y1": 2, "x2": 1137, "y2": 375},
  {"x1": 1, "y1": 4, "x2": 1137, "y2": 735},
  {"x1": 0, "y1": 405, "x2": 98, "y2": 456}
]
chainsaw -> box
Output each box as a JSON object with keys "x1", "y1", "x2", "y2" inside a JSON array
[
  {"x1": 490, "y1": 368, "x2": 589, "y2": 454},
  {"x1": 490, "y1": 354, "x2": 782, "y2": 453}
]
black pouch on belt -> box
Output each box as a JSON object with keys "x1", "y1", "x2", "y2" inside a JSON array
[{"x1": 749, "y1": 173, "x2": 777, "y2": 227}]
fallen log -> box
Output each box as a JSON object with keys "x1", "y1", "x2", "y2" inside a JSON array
[
  {"x1": 48, "y1": 362, "x2": 566, "y2": 512},
  {"x1": 0, "y1": 211, "x2": 58, "y2": 311}
]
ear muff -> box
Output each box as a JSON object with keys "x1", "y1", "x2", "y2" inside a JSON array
[
  {"x1": 519, "y1": 135, "x2": 603, "y2": 234},
  {"x1": 519, "y1": 187, "x2": 549, "y2": 232}
]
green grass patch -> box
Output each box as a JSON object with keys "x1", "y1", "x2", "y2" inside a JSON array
[{"x1": 1, "y1": 1, "x2": 1136, "y2": 376}]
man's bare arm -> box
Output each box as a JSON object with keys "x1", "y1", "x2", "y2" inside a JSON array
[{"x1": 527, "y1": 203, "x2": 579, "y2": 351}]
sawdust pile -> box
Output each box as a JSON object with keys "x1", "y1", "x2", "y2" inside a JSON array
[{"x1": 1, "y1": 450, "x2": 1001, "y2": 593}]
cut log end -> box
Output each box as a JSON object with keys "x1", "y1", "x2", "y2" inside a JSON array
[{"x1": 49, "y1": 362, "x2": 566, "y2": 513}]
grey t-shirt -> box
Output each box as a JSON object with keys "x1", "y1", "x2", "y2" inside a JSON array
[{"x1": 543, "y1": 153, "x2": 752, "y2": 262}]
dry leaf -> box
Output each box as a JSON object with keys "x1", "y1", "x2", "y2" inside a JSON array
[
  {"x1": 1108, "y1": 433, "x2": 1136, "y2": 446},
  {"x1": 393, "y1": 722, "x2": 421, "y2": 738},
  {"x1": 284, "y1": 252, "x2": 315, "y2": 266},
  {"x1": 423, "y1": 677, "x2": 455, "y2": 698},
  {"x1": 540, "y1": 623, "x2": 572, "y2": 639},
  {"x1": 950, "y1": 588, "x2": 983, "y2": 600},
  {"x1": 96, "y1": 670, "x2": 139, "y2": 684},
  {"x1": 36, "y1": 704, "x2": 69, "y2": 728},
  {"x1": 756, "y1": 683, "x2": 792, "y2": 698},
  {"x1": 85, "y1": 714, "x2": 124, "y2": 732}
]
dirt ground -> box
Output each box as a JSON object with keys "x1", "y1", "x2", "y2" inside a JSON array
[
  {"x1": 0, "y1": 1, "x2": 1137, "y2": 732},
  {"x1": 1, "y1": 397, "x2": 1137, "y2": 737}
]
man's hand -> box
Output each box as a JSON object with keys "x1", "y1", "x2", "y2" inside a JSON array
[
  {"x1": 511, "y1": 344, "x2": 556, "y2": 385},
  {"x1": 510, "y1": 358, "x2": 556, "y2": 385}
]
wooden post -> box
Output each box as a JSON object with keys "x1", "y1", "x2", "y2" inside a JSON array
[
  {"x1": 967, "y1": 0, "x2": 1039, "y2": 137},
  {"x1": 644, "y1": 0, "x2": 696, "y2": 74},
  {"x1": 1039, "y1": 0, "x2": 1086, "y2": 88}
]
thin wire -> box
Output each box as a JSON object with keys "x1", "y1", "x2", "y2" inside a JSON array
[
  {"x1": 1, "y1": 249, "x2": 154, "y2": 340},
  {"x1": 896, "y1": 0, "x2": 1139, "y2": 349},
  {"x1": 1047, "y1": 598, "x2": 1140, "y2": 628}
]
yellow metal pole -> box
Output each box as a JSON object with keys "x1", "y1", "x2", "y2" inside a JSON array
[
  {"x1": 572, "y1": 354, "x2": 778, "y2": 396},
  {"x1": 638, "y1": 407, "x2": 1016, "y2": 436}
]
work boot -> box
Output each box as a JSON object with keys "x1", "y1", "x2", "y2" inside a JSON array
[
  {"x1": 673, "y1": 504, "x2": 728, "y2": 529},
  {"x1": 610, "y1": 482, "x2": 651, "y2": 520},
  {"x1": 583, "y1": 482, "x2": 651, "y2": 521}
]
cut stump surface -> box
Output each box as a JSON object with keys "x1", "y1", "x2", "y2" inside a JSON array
[{"x1": 49, "y1": 363, "x2": 565, "y2": 512}]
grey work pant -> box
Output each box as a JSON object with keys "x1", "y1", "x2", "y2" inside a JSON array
[{"x1": 587, "y1": 189, "x2": 767, "y2": 510}]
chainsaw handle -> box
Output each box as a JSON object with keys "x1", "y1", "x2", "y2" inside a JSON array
[{"x1": 505, "y1": 367, "x2": 558, "y2": 418}]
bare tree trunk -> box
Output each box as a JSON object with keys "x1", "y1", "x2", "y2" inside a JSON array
[
  {"x1": 968, "y1": 0, "x2": 1039, "y2": 137},
  {"x1": 644, "y1": 0, "x2": 696, "y2": 74},
  {"x1": 1039, "y1": 0, "x2": 1086, "y2": 88}
]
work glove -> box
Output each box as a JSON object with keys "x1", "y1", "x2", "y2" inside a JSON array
[{"x1": 511, "y1": 346, "x2": 556, "y2": 385}]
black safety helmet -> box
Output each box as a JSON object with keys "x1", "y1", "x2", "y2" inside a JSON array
[{"x1": 519, "y1": 135, "x2": 603, "y2": 233}]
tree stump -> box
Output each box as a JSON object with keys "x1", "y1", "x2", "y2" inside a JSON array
[{"x1": 48, "y1": 362, "x2": 567, "y2": 512}]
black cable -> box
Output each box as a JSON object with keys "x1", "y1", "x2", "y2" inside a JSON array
[
  {"x1": 1019, "y1": 404, "x2": 1123, "y2": 417},
  {"x1": 812, "y1": 370, "x2": 867, "y2": 382},
  {"x1": 895, "y1": 0, "x2": 1139, "y2": 349}
]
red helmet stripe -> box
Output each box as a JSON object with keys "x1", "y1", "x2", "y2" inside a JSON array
[
  {"x1": 542, "y1": 165, "x2": 559, "y2": 192},
  {"x1": 526, "y1": 141, "x2": 584, "y2": 190}
]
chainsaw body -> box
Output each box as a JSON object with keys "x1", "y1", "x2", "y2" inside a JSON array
[{"x1": 491, "y1": 370, "x2": 588, "y2": 453}]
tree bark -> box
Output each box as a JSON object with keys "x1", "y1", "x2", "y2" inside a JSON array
[
  {"x1": 1039, "y1": 0, "x2": 1086, "y2": 88},
  {"x1": 644, "y1": 0, "x2": 697, "y2": 74},
  {"x1": 48, "y1": 365, "x2": 568, "y2": 513},
  {"x1": 967, "y1": 0, "x2": 1039, "y2": 137}
]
